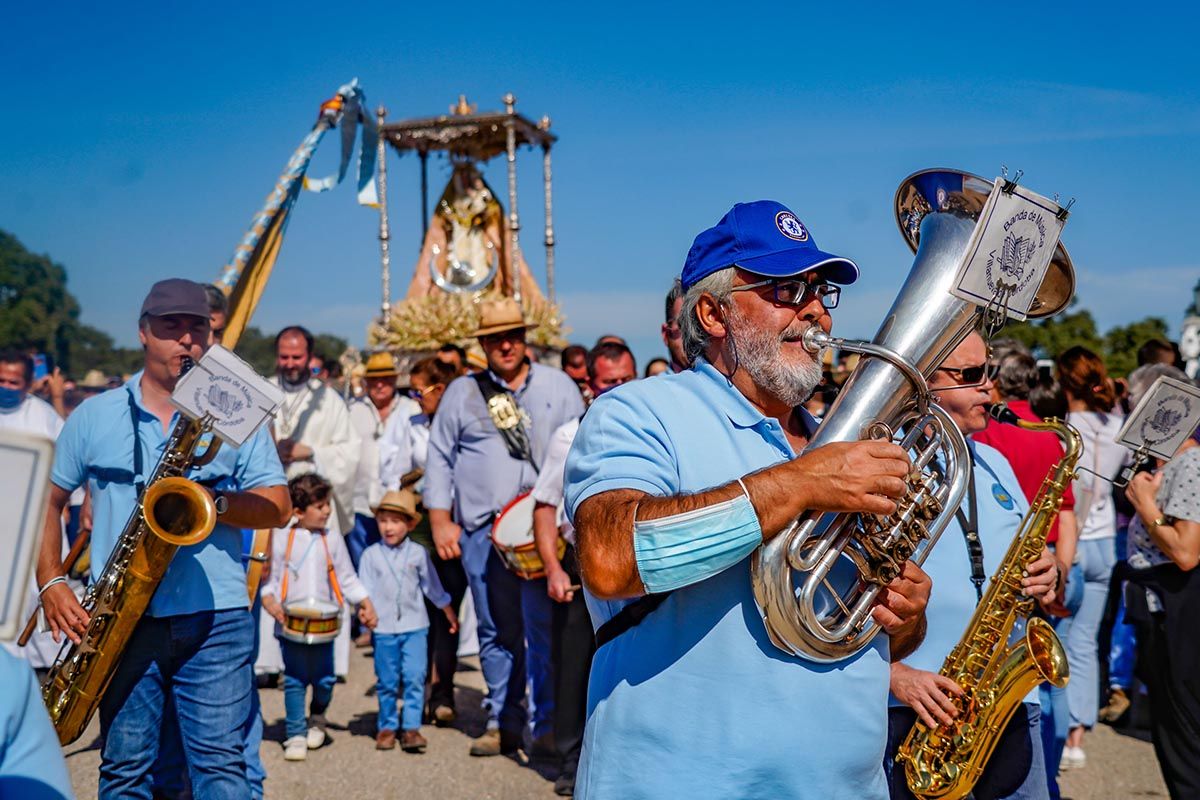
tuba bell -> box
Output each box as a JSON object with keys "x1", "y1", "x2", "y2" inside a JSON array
[{"x1": 751, "y1": 169, "x2": 1076, "y2": 663}]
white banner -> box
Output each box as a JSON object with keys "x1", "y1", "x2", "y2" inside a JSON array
[
  {"x1": 171, "y1": 345, "x2": 283, "y2": 448},
  {"x1": 1116, "y1": 376, "x2": 1200, "y2": 461},
  {"x1": 0, "y1": 429, "x2": 54, "y2": 642},
  {"x1": 952, "y1": 178, "x2": 1067, "y2": 321}
]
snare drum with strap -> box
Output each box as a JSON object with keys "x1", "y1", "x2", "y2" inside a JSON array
[
  {"x1": 279, "y1": 527, "x2": 345, "y2": 644},
  {"x1": 491, "y1": 491, "x2": 566, "y2": 580}
]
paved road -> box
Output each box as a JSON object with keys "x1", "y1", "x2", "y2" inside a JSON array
[{"x1": 64, "y1": 644, "x2": 1170, "y2": 799}]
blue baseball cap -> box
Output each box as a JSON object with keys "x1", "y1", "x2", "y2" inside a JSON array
[{"x1": 680, "y1": 200, "x2": 859, "y2": 291}]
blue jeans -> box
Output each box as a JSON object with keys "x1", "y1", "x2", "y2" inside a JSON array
[
  {"x1": 1039, "y1": 682, "x2": 1069, "y2": 800},
  {"x1": 280, "y1": 640, "x2": 335, "y2": 739},
  {"x1": 1107, "y1": 527, "x2": 1137, "y2": 691},
  {"x1": 886, "y1": 703, "x2": 1048, "y2": 800},
  {"x1": 99, "y1": 609, "x2": 254, "y2": 800},
  {"x1": 347, "y1": 513, "x2": 380, "y2": 570},
  {"x1": 461, "y1": 525, "x2": 527, "y2": 734},
  {"x1": 373, "y1": 629, "x2": 428, "y2": 731},
  {"x1": 1057, "y1": 538, "x2": 1116, "y2": 729},
  {"x1": 520, "y1": 577, "x2": 555, "y2": 738}
]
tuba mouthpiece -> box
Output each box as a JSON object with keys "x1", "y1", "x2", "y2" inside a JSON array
[{"x1": 802, "y1": 327, "x2": 832, "y2": 354}]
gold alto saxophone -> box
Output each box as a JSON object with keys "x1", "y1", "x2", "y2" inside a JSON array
[
  {"x1": 42, "y1": 359, "x2": 221, "y2": 744},
  {"x1": 896, "y1": 410, "x2": 1079, "y2": 800}
]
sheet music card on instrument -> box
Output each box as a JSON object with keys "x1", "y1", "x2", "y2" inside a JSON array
[
  {"x1": 951, "y1": 178, "x2": 1067, "y2": 321},
  {"x1": 0, "y1": 429, "x2": 54, "y2": 641},
  {"x1": 171, "y1": 345, "x2": 284, "y2": 447},
  {"x1": 1115, "y1": 376, "x2": 1200, "y2": 461}
]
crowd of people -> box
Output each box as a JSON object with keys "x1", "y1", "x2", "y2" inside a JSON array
[{"x1": 0, "y1": 200, "x2": 1197, "y2": 800}]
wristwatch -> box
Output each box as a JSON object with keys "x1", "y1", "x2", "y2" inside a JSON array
[
  {"x1": 213, "y1": 491, "x2": 229, "y2": 516},
  {"x1": 1150, "y1": 514, "x2": 1168, "y2": 533}
]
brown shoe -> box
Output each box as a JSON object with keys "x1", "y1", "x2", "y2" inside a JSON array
[
  {"x1": 375, "y1": 729, "x2": 396, "y2": 750},
  {"x1": 469, "y1": 728, "x2": 501, "y2": 757},
  {"x1": 1099, "y1": 687, "x2": 1131, "y2": 723},
  {"x1": 432, "y1": 703, "x2": 456, "y2": 726},
  {"x1": 400, "y1": 729, "x2": 428, "y2": 753},
  {"x1": 354, "y1": 632, "x2": 373, "y2": 648}
]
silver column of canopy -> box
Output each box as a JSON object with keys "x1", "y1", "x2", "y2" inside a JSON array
[{"x1": 503, "y1": 93, "x2": 522, "y2": 303}]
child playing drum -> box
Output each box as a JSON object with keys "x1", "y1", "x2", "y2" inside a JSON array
[
  {"x1": 358, "y1": 489, "x2": 459, "y2": 752},
  {"x1": 262, "y1": 474, "x2": 378, "y2": 762}
]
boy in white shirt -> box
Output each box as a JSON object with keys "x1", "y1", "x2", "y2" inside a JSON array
[
  {"x1": 358, "y1": 489, "x2": 458, "y2": 752},
  {"x1": 262, "y1": 474, "x2": 377, "y2": 761}
]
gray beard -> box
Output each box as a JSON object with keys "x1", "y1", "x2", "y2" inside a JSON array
[{"x1": 728, "y1": 310, "x2": 823, "y2": 408}]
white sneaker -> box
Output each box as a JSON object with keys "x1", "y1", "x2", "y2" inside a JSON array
[
  {"x1": 1060, "y1": 745, "x2": 1086, "y2": 770},
  {"x1": 306, "y1": 726, "x2": 326, "y2": 749},
  {"x1": 284, "y1": 736, "x2": 308, "y2": 761}
]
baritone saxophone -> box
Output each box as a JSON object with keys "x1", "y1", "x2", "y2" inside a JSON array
[
  {"x1": 896, "y1": 411, "x2": 1079, "y2": 800},
  {"x1": 42, "y1": 359, "x2": 221, "y2": 745}
]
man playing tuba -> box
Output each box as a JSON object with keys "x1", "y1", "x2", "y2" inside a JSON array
[{"x1": 564, "y1": 202, "x2": 929, "y2": 798}]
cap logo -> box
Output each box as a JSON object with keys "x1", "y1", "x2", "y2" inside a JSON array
[{"x1": 775, "y1": 211, "x2": 809, "y2": 242}]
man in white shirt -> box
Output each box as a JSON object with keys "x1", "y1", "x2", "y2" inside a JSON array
[
  {"x1": 259, "y1": 326, "x2": 361, "y2": 679},
  {"x1": 532, "y1": 341, "x2": 637, "y2": 796},
  {"x1": 347, "y1": 354, "x2": 417, "y2": 558},
  {"x1": 0, "y1": 349, "x2": 64, "y2": 440}
]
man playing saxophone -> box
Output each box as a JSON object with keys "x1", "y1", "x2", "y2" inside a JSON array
[
  {"x1": 36, "y1": 278, "x2": 291, "y2": 799},
  {"x1": 565, "y1": 201, "x2": 930, "y2": 799},
  {"x1": 884, "y1": 332, "x2": 1061, "y2": 800}
]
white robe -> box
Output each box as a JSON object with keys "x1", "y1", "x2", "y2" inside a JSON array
[
  {"x1": 272, "y1": 378, "x2": 360, "y2": 535},
  {"x1": 348, "y1": 395, "x2": 419, "y2": 517},
  {"x1": 260, "y1": 379, "x2": 360, "y2": 676}
]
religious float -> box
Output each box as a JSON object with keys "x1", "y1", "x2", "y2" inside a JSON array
[
  {"x1": 368, "y1": 94, "x2": 567, "y2": 367},
  {"x1": 212, "y1": 81, "x2": 566, "y2": 375}
]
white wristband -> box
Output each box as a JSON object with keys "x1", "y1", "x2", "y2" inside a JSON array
[{"x1": 38, "y1": 576, "x2": 69, "y2": 597}]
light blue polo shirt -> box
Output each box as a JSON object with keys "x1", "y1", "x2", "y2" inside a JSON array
[
  {"x1": 890, "y1": 440, "x2": 1039, "y2": 706},
  {"x1": 564, "y1": 359, "x2": 891, "y2": 800},
  {"x1": 0, "y1": 650, "x2": 73, "y2": 798},
  {"x1": 52, "y1": 372, "x2": 286, "y2": 617}
]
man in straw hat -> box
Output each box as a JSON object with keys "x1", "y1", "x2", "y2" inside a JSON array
[
  {"x1": 425, "y1": 297, "x2": 585, "y2": 756},
  {"x1": 348, "y1": 352, "x2": 419, "y2": 571}
]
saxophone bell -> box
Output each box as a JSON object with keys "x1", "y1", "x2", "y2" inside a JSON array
[{"x1": 141, "y1": 476, "x2": 218, "y2": 547}]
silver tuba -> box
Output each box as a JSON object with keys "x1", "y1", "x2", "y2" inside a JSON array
[{"x1": 751, "y1": 169, "x2": 1076, "y2": 663}]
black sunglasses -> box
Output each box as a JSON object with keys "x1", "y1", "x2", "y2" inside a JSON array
[
  {"x1": 936, "y1": 363, "x2": 1000, "y2": 385},
  {"x1": 730, "y1": 277, "x2": 841, "y2": 309}
]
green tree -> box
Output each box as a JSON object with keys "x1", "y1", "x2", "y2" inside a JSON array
[
  {"x1": 1, "y1": 228, "x2": 352, "y2": 379},
  {"x1": 231, "y1": 326, "x2": 350, "y2": 377},
  {"x1": 1103, "y1": 317, "x2": 1170, "y2": 378},
  {"x1": 1004, "y1": 308, "x2": 1102, "y2": 360},
  {"x1": 0, "y1": 230, "x2": 143, "y2": 375}
]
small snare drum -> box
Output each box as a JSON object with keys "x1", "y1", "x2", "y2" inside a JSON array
[
  {"x1": 281, "y1": 597, "x2": 341, "y2": 644},
  {"x1": 491, "y1": 491, "x2": 566, "y2": 580}
]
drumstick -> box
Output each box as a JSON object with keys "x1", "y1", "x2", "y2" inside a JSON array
[{"x1": 567, "y1": 584, "x2": 581, "y2": 592}]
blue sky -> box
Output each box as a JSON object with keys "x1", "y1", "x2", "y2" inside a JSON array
[{"x1": 4, "y1": 3, "x2": 1198, "y2": 370}]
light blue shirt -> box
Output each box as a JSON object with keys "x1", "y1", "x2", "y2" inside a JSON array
[
  {"x1": 358, "y1": 538, "x2": 451, "y2": 634},
  {"x1": 425, "y1": 361, "x2": 585, "y2": 532},
  {"x1": 51, "y1": 372, "x2": 286, "y2": 617},
  {"x1": 564, "y1": 360, "x2": 891, "y2": 800},
  {"x1": 0, "y1": 649, "x2": 73, "y2": 799},
  {"x1": 891, "y1": 440, "x2": 1038, "y2": 706}
]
